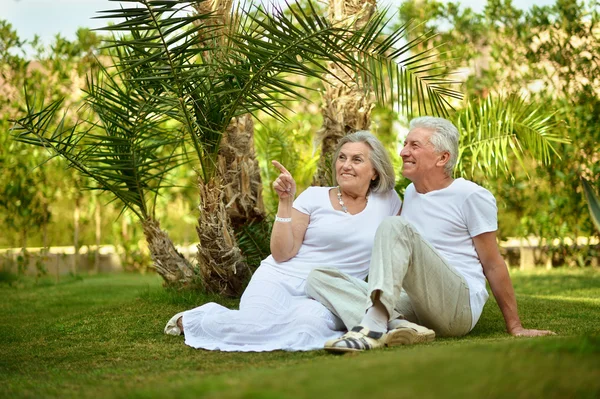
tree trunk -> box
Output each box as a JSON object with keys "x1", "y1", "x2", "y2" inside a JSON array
[
  {"x1": 313, "y1": 0, "x2": 377, "y2": 186},
  {"x1": 193, "y1": 0, "x2": 266, "y2": 228},
  {"x1": 19, "y1": 229, "x2": 28, "y2": 275},
  {"x1": 72, "y1": 195, "x2": 80, "y2": 275},
  {"x1": 189, "y1": 0, "x2": 263, "y2": 297},
  {"x1": 142, "y1": 218, "x2": 198, "y2": 287},
  {"x1": 196, "y1": 178, "x2": 250, "y2": 297},
  {"x1": 218, "y1": 114, "x2": 265, "y2": 229}
]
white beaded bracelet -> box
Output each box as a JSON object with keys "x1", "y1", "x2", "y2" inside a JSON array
[{"x1": 275, "y1": 216, "x2": 292, "y2": 223}]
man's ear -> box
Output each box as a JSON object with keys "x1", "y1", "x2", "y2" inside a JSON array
[{"x1": 436, "y1": 151, "x2": 450, "y2": 167}]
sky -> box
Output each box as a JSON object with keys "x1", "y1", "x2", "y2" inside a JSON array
[{"x1": 5, "y1": 0, "x2": 557, "y2": 52}]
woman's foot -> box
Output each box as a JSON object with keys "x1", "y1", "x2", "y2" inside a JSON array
[{"x1": 164, "y1": 311, "x2": 185, "y2": 336}]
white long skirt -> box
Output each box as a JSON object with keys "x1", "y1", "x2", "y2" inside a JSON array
[{"x1": 181, "y1": 265, "x2": 345, "y2": 352}]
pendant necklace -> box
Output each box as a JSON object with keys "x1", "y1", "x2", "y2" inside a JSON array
[{"x1": 337, "y1": 186, "x2": 368, "y2": 214}]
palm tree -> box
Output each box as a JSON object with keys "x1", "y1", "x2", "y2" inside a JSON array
[
  {"x1": 13, "y1": 51, "x2": 198, "y2": 287},
  {"x1": 192, "y1": 0, "x2": 266, "y2": 229},
  {"x1": 14, "y1": 0, "x2": 461, "y2": 295}
]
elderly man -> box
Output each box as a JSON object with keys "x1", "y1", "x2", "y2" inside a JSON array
[{"x1": 306, "y1": 116, "x2": 554, "y2": 352}]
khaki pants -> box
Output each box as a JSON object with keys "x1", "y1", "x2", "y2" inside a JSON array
[{"x1": 306, "y1": 217, "x2": 472, "y2": 337}]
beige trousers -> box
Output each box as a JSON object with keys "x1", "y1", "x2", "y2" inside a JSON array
[{"x1": 306, "y1": 217, "x2": 472, "y2": 337}]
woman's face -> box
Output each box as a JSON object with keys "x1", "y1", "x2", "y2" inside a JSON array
[{"x1": 335, "y1": 142, "x2": 377, "y2": 194}]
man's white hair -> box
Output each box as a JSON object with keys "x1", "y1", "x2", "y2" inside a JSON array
[{"x1": 409, "y1": 116, "x2": 459, "y2": 176}]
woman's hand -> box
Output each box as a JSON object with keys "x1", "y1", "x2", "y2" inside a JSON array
[{"x1": 272, "y1": 160, "x2": 296, "y2": 200}]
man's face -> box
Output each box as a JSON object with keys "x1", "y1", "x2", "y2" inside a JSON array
[{"x1": 400, "y1": 127, "x2": 442, "y2": 182}]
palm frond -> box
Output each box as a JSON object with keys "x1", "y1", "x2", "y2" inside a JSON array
[
  {"x1": 93, "y1": 0, "x2": 461, "y2": 184},
  {"x1": 11, "y1": 47, "x2": 191, "y2": 221},
  {"x1": 226, "y1": 3, "x2": 462, "y2": 118},
  {"x1": 234, "y1": 219, "x2": 272, "y2": 269},
  {"x1": 582, "y1": 178, "x2": 600, "y2": 233},
  {"x1": 455, "y1": 93, "x2": 570, "y2": 178}
]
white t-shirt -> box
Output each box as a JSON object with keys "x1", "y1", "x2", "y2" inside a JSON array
[
  {"x1": 401, "y1": 178, "x2": 498, "y2": 329},
  {"x1": 262, "y1": 186, "x2": 402, "y2": 280}
]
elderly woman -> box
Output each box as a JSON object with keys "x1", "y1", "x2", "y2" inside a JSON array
[{"x1": 164, "y1": 131, "x2": 401, "y2": 351}]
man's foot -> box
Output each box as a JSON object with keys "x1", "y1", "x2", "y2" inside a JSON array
[
  {"x1": 324, "y1": 326, "x2": 387, "y2": 353},
  {"x1": 386, "y1": 320, "x2": 435, "y2": 346},
  {"x1": 164, "y1": 311, "x2": 185, "y2": 336}
]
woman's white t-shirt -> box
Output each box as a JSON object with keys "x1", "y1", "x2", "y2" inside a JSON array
[{"x1": 261, "y1": 186, "x2": 402, "y2": 280}]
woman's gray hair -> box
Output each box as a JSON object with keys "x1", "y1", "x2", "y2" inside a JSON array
[
  {"x1": 331, "y1": 130, "x2": 395, "y2": 193},
  {"x1": 409, "y1": 116, "x2": 459, "y2": 176}
]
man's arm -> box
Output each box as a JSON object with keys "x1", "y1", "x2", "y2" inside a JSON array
[{"x1": 473, "y1": 231, "x2": 555, "y2": 337}]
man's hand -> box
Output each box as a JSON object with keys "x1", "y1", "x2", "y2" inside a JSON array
[{"x1": 509, "y1": 326, "x2": 556, "y2": 337}]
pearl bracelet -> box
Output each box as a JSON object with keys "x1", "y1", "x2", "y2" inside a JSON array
[{"x1": 275, "y1": 216, "x2": 292, "y2": 223}]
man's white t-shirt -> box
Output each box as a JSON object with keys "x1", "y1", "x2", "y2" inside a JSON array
[
  {"x1": 402, "y1": 178, "x2": 498, "y2": 329},
  {"x1": 262, "y1": 186, "x2": 402, "y2": 280}
]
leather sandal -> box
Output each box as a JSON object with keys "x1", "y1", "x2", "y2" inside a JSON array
[
  {"x1": 386, "y1": 320, "x2": 435, "y2": 346},
  {"x1": 324, "y1": 326, "x2": 387, "y2": 353}
]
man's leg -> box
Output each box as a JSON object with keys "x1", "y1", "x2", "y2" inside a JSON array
[
  {"x1": 367, "y1": 217, "x2": 472, "y2": 337},
  {"x1": 324, "y1": 217, "x2": 471, "y2": 352},
  {"x1": 306, "y1": 268, "x2": 419, "y2": 330},
  {"x1": 305, "y1": 267, "x2": 368, "y2": 330}
]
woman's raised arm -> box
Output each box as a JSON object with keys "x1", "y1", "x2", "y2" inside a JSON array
[{"x1": 270, "y1": 160, "x2": 309, "y2": 262}]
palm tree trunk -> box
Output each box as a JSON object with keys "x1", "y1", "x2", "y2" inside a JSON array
[
  {"x1": 196, "y1": 178, "x2": 250, "y2": 297},
  {"x1": 193, "y1": 0, "x2": 266, "y2": 228},
  {"x1": 218, "y1": 114, "x2": 265, "y2": 228},
  {"x1": 190, "y1": 0, "x2": 262, "y2": 296},
  {"x1": 142, "y1": 218, "x2": 197, "y2": 287},
  {"x1": 313, "y1": 0, "x2": 377, "y2": 186}
]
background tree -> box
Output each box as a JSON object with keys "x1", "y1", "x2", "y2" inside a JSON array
[{"x1": 396, "y1": 0, "x2": 600, "y2": 266}]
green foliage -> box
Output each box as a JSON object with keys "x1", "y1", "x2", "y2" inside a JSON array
[
  {"x1": 12, "y1": 57, "x2": 189, "y2": 221},
  {"x1": 112, "y1": 213, "x2": 153, "y2": 272},
  {"x1": 255, "y1": 119, "x2": 319, "y2": 215},
  {"x1": 0, "y1": 269, "x2": 18, "y2": 285},
  {"x1": 234, "y1": 219, "x2": 273, "y2": 269},
  {"x1": 0, "y1": 19, "x2": 123, "y2": 250}
]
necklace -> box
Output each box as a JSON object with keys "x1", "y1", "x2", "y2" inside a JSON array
[{"x1": 337, "y1": 186, "x2": 368, "y2": 214}]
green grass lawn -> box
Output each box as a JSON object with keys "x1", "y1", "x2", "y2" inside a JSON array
[{"x1": 1, "y1": 269, "x2": 599, "y2": 399}]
